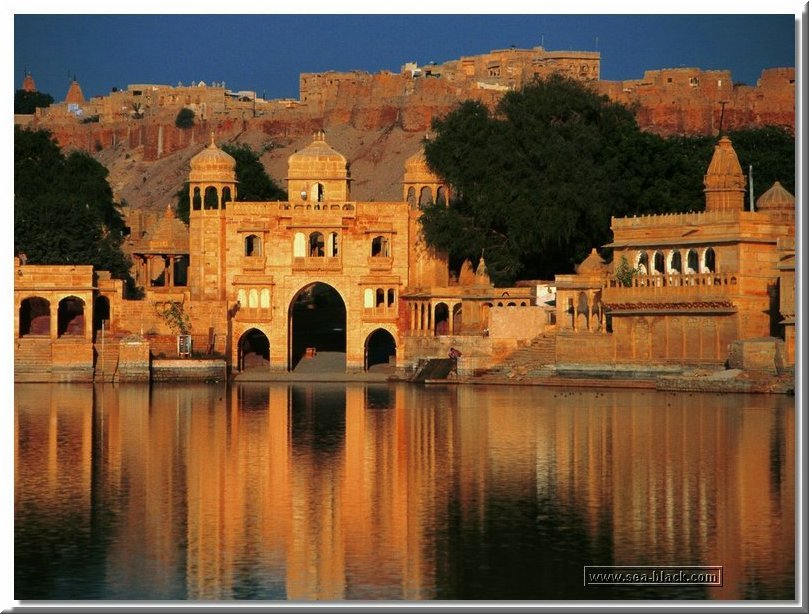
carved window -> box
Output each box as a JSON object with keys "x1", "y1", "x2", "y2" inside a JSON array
[
  {"x1": 371, "y1": 235, "x2": 389, "y2": 257},
  {"x1": 245, "y1": 234, "x2": 261, "y2": 257}
]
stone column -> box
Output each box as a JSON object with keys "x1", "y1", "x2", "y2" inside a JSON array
[
  {"x1": 586, "y1": 290, "x2": 593, "y2": 332},
  {"x1": 448, "y1": 305, "x2": 455, "y2": 336},
  {"x1": 50, "y1": 298, "x2": 59, "y2": 340},
  {"x1": 84, "y1": 294, "x2": 93, "y2": 341}
]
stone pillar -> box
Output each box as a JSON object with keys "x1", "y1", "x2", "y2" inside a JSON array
[
  {"x1": 84, "y1": 296, "x2": 93, "y2": 341},
  {"x1": 50, "y1": 300, "x2": 59, "y2": 340},
  {"x1": 587, "y1": 290, "x2": 593, "y2": 332},
  {"x1": 166, "y1": 256, "x2": 174, "y2": 288}
]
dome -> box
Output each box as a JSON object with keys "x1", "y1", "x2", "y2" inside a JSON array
[
  {"x1": 136, "y1": 205, "x2": 189, "y2": 255},
  {"x1": 756, "y1": 181, "x2": 794, "y2": 212},
  {"x1": 404, "y1": 147, "x2": 441, "y2": 184},
  {"x1": 189, "y1": 133, "x2": 236, "y2": 183},
  {"x1": 288, "y1": 130, "x2": 347, "y2": 169},
  {"x1": 575, "y1": 248, "x2": 608, "y2": 275}
]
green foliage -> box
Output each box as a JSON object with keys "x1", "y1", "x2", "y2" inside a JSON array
[
  {"x1": 14, "y1": 127, "x2": 138, "y2": 296},
  {"x1": 175, "y1": 107, "x2": 195, "y2": 129},
  {"x1": 421, "y1": 75, "x2": 795, "y2": 285},
  {"x1": 155, "y1": 301, "x2": 191, "y2": 335},
  {"x1": 175, "y1": 143, "x2": 287, "y2": 223},
  {"x1": 614, "y1": 256, "x2": 638, "y2": 287},
  {"x1": 725, "y1": 126, "x2": 795, "y2": 196},
  {"x1": 14, "y1": 89, "x2": 54, "y2": 114}
]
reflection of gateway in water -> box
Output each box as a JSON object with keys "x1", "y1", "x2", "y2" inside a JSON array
[{"x1": 288, "y1": 282, "x2": 347, "y2": 372}]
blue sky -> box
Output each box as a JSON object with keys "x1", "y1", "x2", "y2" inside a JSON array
[{"x1": 12, "y1": 13, "x2": 798, "y2": 102}]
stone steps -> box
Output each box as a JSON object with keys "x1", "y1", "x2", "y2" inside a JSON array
[
  {"x1": 94, "y1": 337, "x2": 121, "y2": 382},
  {"x1": 480, "y1": 333, "x2": 557, "y2": 378},
  {"x1": 15, "y1": 337, "x2": 53, "y2": 380}
]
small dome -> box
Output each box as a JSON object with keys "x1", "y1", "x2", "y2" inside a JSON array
[
  {"x1": 575, "y1": 248, "x2": 608, "y2": 274},
  {"x1": 756, "y1": 181, "x2": 794, "y2": 211},
  {"x1": 288, "y1": 130, "x2": 347, "y2": 167},
  {"x1": 189, "y1": 133, "x2": 236, "y2": 182},
  {"x1": 132, "y1": 205, "x2": 189, "y2": 255},
  {"x1": 404, "y1": 147, "x2": 441, "y2": 184}
]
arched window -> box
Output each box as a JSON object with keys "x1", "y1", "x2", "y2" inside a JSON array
[
  {"x1": 204, "y1": 186, "x2": 218, "y2": 210},
  {"x1": 260, "y1": 289, "x2": 270, "y2": 309},
  {"x1": 327, "y1": 232, "x2": 339, "y2": 257},
  {"x1": 248, "y1": 288, "x2": 259, "y2": 308},
  {"x1": 434, "y1": 303, "x2": 449, "y2": 335},
  {"x1": 419, "y1": 186, "x2": 433, "y2": 206},
  {"x1": 245, "y1": 234, "x2": 261, "y2": 257},
  {"x1": 312, "y1": 182, "x2": 325, "y2": 202},
  {"x1": 436, "y1": 186, "x2": 448, "y2": 206},
  {"x1": 237, "y1": 289, "x2": 247, "y2": 306},
  {"x1": 703, "y1": 247, "x2": 716, "y2": 273},
  {"x1": 222, "y1": 186, "x2": 232, "y2": 208},
  {"x1": 636, "y1": 252, "x2": 649, "y2": 275},
  {"x1": 669, "y1": 251, "x2": 682, "y2": 273},
  {"x1": 371, "y1": 235, "x2": 389, "y2": 257},
  {"x1": 308, "y1": 232, "x2": 325, "y2": 257},
  {"x1": 686, "y1": 249, "x2": 699, "y2": 274},
  {"x1": 192, "y1": 187, "x2": 202, "y2": 211},
  {"x1": 293, "y1": 232, "x2": 306, "y2": 258},
  {"x1": 653, "y1": 251, "x2": 665, "y2": 274},
  {"x1": 376, "y1": 288, "x2": 385, "y2": 307},
  {"x1": 364, "y1": 288, "x2": 374, "y2": 308},
  {"x1": 387, "y1": 289, "x2": 395, "y2": 307},
  {"x1": 407, "y1": 187, "x2": 416, "y2": 208}
]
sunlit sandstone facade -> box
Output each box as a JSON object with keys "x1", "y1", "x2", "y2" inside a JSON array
[
  {"x1": 13, "y1": 131, "x2": 794, "y2": 381},
  {"x1": 553, "y1": 137, "x2": 795, "y2": 370}
]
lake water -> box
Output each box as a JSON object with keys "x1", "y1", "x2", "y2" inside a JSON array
[{"x1": 14, "y1": 382, "x2": 795, "y2": 602}]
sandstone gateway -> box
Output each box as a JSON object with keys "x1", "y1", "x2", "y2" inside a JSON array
[{"x1": 14, "y1": 127, "x2": 795, "y2": 384}]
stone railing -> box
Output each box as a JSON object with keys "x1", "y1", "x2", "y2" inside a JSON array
[
  {"x1": 606, "y1": 271, "x2": 737, "y2": 289},
  {"x1": 603, "y1": 271, "x2": 738, "y2": 302}
]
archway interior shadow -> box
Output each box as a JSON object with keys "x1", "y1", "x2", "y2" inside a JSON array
[{"x1": 290, "y1": 283, "x2": 346, "y2": 372}]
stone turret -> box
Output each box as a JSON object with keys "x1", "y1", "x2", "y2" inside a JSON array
[
  {"x1": 64, "y1": 80, "x2": 85, "y2": 105},
  {"x1": 286, "y1": 130, "x2": 350, "y2": 204},
  {"x1": 703, "y1": 136, "x2": 746, "y2": 212}
]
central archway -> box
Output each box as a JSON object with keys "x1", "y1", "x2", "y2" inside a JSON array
[
  {"x1": 288, "y1": 282, "x2": 346, "y2": 372},
  {"x1": 365, "y1": 328, "x2": 396, "y2": 371}
]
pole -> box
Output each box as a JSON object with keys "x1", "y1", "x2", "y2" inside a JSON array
[{"x1": 749, "y1": 165, "x2": 754, "y2": 211}]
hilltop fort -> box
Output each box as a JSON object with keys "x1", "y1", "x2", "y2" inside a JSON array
[{"x1": 15, "y1": 45, "x2": 795, "y2": 240}]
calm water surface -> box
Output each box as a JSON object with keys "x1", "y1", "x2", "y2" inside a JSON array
[{"x1": 14, "y1": 382, "x2": 795, "y2": 601}]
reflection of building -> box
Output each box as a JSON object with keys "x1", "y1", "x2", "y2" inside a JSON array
[{"x1": 14, "y1": 384, "x2": 795, "y2": 599}]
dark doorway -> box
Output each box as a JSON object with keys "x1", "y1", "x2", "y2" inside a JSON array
[
  {"x1": 289, "y1": 283, "x2": 346, "y2": 372},
  {"x1": 239, "y1": 328, "x2": 270, "y2": 370},
  {"x1": 365, "y1": 329, "x2": 396, "y2": 371},
  {"x1": 19, "y1": 297, "x2": 50, "y2": 337},
  {"x1": 94, "y1": 296, "x2": 111, "y2": 335},
  {"x1": 57, "y1": 297, "x2": 85, "y2": 337}
]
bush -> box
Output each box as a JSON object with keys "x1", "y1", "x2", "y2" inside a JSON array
[{"x1": 175, "y1": 107, "x2": 195, "y2": 129}]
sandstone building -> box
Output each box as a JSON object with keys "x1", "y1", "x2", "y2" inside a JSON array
[{"x1": 13, "y1": 129, "x2": 794, "y2": 383}]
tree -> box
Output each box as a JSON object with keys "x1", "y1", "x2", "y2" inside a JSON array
[
  {"x1": 175, "y1": 143, "x2": 287, "y2": 222},
  {"x1": 14, "y1": 89, "x2": 54, "y2": 115},
  {"x1": 421, "y1": 75, "x2": 795, "y2": 285},
  {"x1": 14, "y1": 127, "x2": 138, "y2": 295},
  {"x1": 175, "y1": 107, "x2": 195, "y2": 129}
]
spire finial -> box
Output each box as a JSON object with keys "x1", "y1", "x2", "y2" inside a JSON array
[{"x1": 209, "y1": 131, "x2": 216, "y2": 147}]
